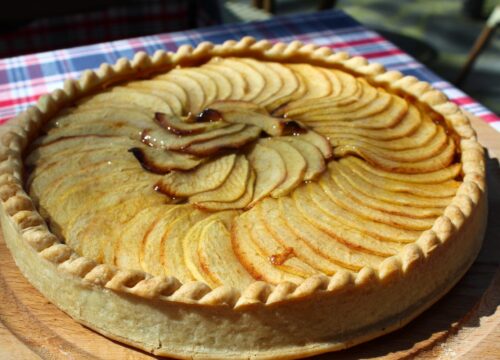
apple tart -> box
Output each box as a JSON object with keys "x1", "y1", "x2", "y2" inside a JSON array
[{"x1": 0, "y1": 37, "x2": 486, "y2": 359}]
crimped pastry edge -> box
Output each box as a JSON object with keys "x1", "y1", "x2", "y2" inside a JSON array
[{"x1": 0, "y1": 36, "x2": 487, "y2": 358}]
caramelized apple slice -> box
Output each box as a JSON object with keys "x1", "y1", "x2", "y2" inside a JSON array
[
  {"x1": 247, "y1": 143, "x2": 286, "y2": 206},
  {"x1": 129, "y1": 146, "x2": 202, "y2": 174},
  {"x1": 154, "y1": 112, "x2": 228, "y2": 135},
  {"x1": 260, "y1": 139, "x2": 307, "y2": 198},
  {"x1": 206, "y1": 109, "x2": 285, "y2": 137},
  {"x1": 280, "y1": 137, "x2": 326, "y2": 180},
  {"x1": 182, "y1": 126, "x2": 261, "y2": 156},
  {"x1": 189, "y1": 155, "x2": 250, "y2": 203},
  {"x1": 155, "y1": 154, "x2": 236, "y2": 197},
  {"x1": 142, "y1": 123, "x2": 245, "y2": 150}
]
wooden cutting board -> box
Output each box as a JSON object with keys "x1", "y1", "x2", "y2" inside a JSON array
[{"x1": 0, "y1": 114, "x2": 498, "y2": 360}]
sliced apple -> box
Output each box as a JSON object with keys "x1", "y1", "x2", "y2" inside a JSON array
[
  {"x1": 129, "y1": 146, "x2": 202, "y2": 174},
  {"x1": 319, "y1": 68, "x2": 342, "y2": 97},
  {"x1": 122, "y1": 82, "x2": 184, "y2": 115},
  {"x1": 332, "y1": 161, "x2": 454, "y2": 208},
  {"x1": 202, "y1": 61, "x2": 247, "y2": 100},
  {"x1": 51, "y1": 107, "x2": 153, "y2": 129},
  {"x1": 183, "y1": 211, "x2": 238, "y2": 287},
  {"x1": 260, "y1": 139, "x2": 307, "y2": 198},
  {"x1": 333, "y1": 136, "x2": 455, "y2": 173},
  {"x1": 189, "y1": 155, "x2": 250, "y2": 203},
  {"x1": 231, "y1": 212, "x2": 308, "y2": 284},
  {"x1": 257, "y1": 198, "x2": 342, "y2": 275},
  {"x1": 222, "y1": 58, "x2": 265, "y2": 101},
  {"x1": 78, "y1": 87, "x2": 173, "y2": 115},
  {"x1": 286, "y1": 63, "x2": 331, "y2": 100},
  {"x1": 155, "y1": 154, "x2": 237, "y2": 197},
  {"x1": 279, "y1": 196, "x2": 384, "y2": 269},
  {"x1": 314, "y1": 103, "x2": 421, "y2": 140},
  {"x1": 140, "y1": 205, "x2": 195, "y2": 276},
  {"x1": 154, "y1": 72, "x2": 205, "y2": 114},
  {"x1": 294, "y1": 185, "x2": 411, "y2": 249},
  {"x1": 182, "y1": 125, "x2": 261, "y2": 156},
  {"x1": 207, "y1": 100, "x2": 268, "y2": 114},
  {"x1": 196, "y1": 67, "x2": 233, "y2": 101},
  {"x1": 341, "y1": 96, "x2": 408, "y2": 129},
  {"x1": 154, "y1": 112, "x2": 228, "y2": 135},
  {"x1": 239, "y1": 58, "x2": 283, "y2": 105},
  {"x1": 279, "y1": 136, "x2": 325, "y2": 180},
  {"x1": 245, "y1": 208, "x2": 318, "y2": 278},
  {"x1": 343, "y1": 156, "x2": 460, "y2": 197},
  {"x1": 261, "y1": 62, "x2": 300, "y2": 107},
  {"x1": 160, "y1": 208, "x2": 209, "y2": 283},
  {"x1": 197, "y1": 218, "x2": 255, "y2": 289},
  {"x1": 126, "y1": 79, "x2": 188, "y2": 113},
  {"x1": 296, "y1": 84, "x2": 379, "y2": 119},
  {"x1": 247, "y1": 143, "x2": 286, "y2": 206},
  {"x1": 318, "y1": 172, "x2": 435, "y2": 230},
  {"x1": 141, "y1": 123, "x2": 245, "y2": 150},
  {"x1": 177, "y1": 68, "x2": 218, "y2": 108},
  {"x1": 327, "y1": 119, "x2": 437, "y2": 150},
  {"x1": 343, "y1": 156, "x2": 461, "y2": 183},
  {"x1": 330, "y1": 165, "x2": 444, "y2": 218},
  {"x1": 113, "y1": 204, "x2": 170, "y2": 270},
  {"x1": 195, "y1": 169, "x2": 256, "y2": 211}
]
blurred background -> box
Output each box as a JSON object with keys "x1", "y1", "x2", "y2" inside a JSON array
[{"x1": 0, "y1": 0, "x2": 498, "y2": 113}]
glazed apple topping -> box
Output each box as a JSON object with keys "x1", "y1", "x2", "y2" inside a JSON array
[{"x1": 129, "y1": 100, "x2": 333, "y2": 209}]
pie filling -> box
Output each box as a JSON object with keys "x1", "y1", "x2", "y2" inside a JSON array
[{"x1": 25, "y1": 56, "x2": 462, "y2": 292}]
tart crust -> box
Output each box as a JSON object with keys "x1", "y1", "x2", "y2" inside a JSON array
[{"x1": 0, "y1": 37, "x2": 487, "y2": 359}]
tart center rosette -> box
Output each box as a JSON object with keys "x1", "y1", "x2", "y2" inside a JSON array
[
  {"x1": 25, "y1": 56, "x2": 462, "y2": 290},
  {"x1": 130, "y1": 101, "x2": 332, "y2": 210}
]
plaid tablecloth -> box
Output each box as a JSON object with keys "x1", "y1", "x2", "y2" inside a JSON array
[{"x1": 0, "y1": 10, "x2": 498, "y2": 131}]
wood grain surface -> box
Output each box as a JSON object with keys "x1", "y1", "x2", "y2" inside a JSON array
[{"x1": 0, "y1": 114, "x2": 498, "y2": 360}]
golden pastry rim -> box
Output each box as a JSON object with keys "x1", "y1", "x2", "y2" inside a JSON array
[{"x1": 0, "y1": 36, "x2": 486, "y2": 309}]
